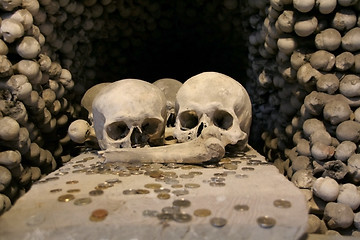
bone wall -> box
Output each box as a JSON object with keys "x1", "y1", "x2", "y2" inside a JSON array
[{"x1": 0, "y1": 0, "x2": 360, "y2": 236}]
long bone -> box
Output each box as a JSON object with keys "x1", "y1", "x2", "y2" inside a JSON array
[{"x1": 101, "y1": 126, "x2": 225, "y2": 164}]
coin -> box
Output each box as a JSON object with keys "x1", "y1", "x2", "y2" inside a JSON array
[
  {"x1": 136, "y1": 189, "x2": 150, "y2": 194},
  {"x1": 162, "y1": 206, "x2": 180, "y2": 214},
  {"x1": 157, "y1": 193, "x2": 171, "y2": 200},
  {"x1": 66, "y1": 180, "x2": 79, "y2": 184},
  {"x1": 89, "y1": 189, "x2": 104, "y2": 196},
  {"x1": 58, "y1": 194, "x2": 75, "y2": 202},
  {"x1": 46, "y1": 177, "x2": 60, "y2": 181},
  {"x1": 74, "y1": 197, "x2": 92, "y2": 206},
  {"x1": 234, "y1": 204, "x2": 249, "y2": 211},
  {"x1": 157, "y1": 213, "x2": 173, "y2": 221},
  {"x1": 123, "y1": 189, "x2": 137, "y2": 195},
  {"x1": 163, "y1": 171, "x2": 177, "y2": 177},
  {"x1": 210, "y1": 182, "x2": 226, "y2": 187},
  {"x1": 241, "y1": 167, "x2": 255, "y2": 171},
  {"x1": 210, "y1": 177, "x2": 225, "y2": 182},
  {"x1": 67, "y1": 189, "x2": 81, "y2": 193},
  {"x1": 174, "y1": 213, "x2": 192, "y2": 223},
  {"x1": 210, "y1": 217, "x2": 227, "y2": 227},
  {"x1": 83, "y1": 156, "x2": 95, "y2": 161},
  {"x1": 179, "y1": 174, "x2": 194, "y2": 179},
  {"x1": 194, "y1": 209, "x2": 211, "y2": 217},
  {"x1": 257, "y1": 216, "x2": 276, "y2": 228},
  {"x1": 235, "y1": 174, "x2": 249, "y2": 179},
  {"x1": 223, "y1": 170, "x2": 236, "y2": 175},
  {"x1": 189, "y1": 171, "x2": 203, "y2": 176},
  {"x1": 96, "y1": 182, "x2": 114, "y2": 190},
  {"x1": 184, "y1": 183, "x2": 200, "y2": 189},
  {"x1": 172, "y1": 189, "x2": 189, "y2": 196},
  {"x1": 223, "y1": 163, "x2": 238, "y2": 170},
  {"x1": 145, "y1": 183, "x2": 162, "y2": 189},
  {"x1": 219, "y1": 158, "x2": 231, "y2": 164},
  {"x1": 50, "y1": 188, "x2": 62, "y2": 193},
  {"x1": 55, "y1": 172, "x2": 68, "y2": 176},
  {"x1": 90, "y1": 209, "x2": 108, "y2": 222},
  {"x1": 154, "y1": 187, "x2": 171, "y2": 193},
  {"x1": 214, "y1": 172, "x2": 227, "y2": 177},
  {"x1": 273, "y1": 199, "x2": 292, "y2": 208},
  {"x1": 105, "y1": 178, "x2": 122, "y2": 184},
  {"x1": 149, "y1": 170, "x2": 163, "y2": 178},
  {"x1": 171, "y1": 184, "x2": 183, "y2": 188},
  {"x1": 143, "y1": 210, "x2": 159, "y2": 217},
  {"x1": 173, "y1": 199, "x2": 191, "y2": 208}
]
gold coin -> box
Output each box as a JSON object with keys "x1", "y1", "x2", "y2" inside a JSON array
[
  {"x1": 210, "y1": 217, "x2": 227, "y2": 227},
  {"x1": 157, "y1": 193, "x2": 171, "y2": 200},
  {"x1": 123, "y1": 189, "x2": 137, "y2": 195},
  {"x1": 149, "y1": 170, "x2": 163, "y2": 178},
  {"x1": 184, "y1": 183, "x2": 200, "y2": 189},
  {"x1": 273, "y1": 199, "x2": 292, "y2": 208},
  {"x1": 90, "y1": 209, "x2": 108, "y2": 222},
  {"x1": 194, "y1": 209, "x2": 211, "y2": 217},
  {"x1": 136, "y1": 189, "x2": 150, "y2": 194},
  {"x1": 257, "y1": 216, "x2": 276, "y2": 228},
  {"x1": 58, "y1": 194, "x2": 75, "y2": 202},
  {"x1": 105, "y1": 178, "x2": 122, "y2": 184},
  {"x1": 214, "y1": 172, "x2": 227, "y2": 177},
  {"x1": 173, "y1": 199, "x2": 191, "y2": 208},
  {"x1": 210, "y1": 182, "x2": 226, "y2": 187},
  {"x1": 171, "y1": 184, "x2": 183, "y2": 188},
  {"x1": 223, "y1": 163, "x2": 238, "y2": 170},
  {"x1": 89, "y1": 189, "x2": 104, "y2": 196},
  {"x1": 74, "y1": 197, "x2": 92, "y2": 206},
  {"x1": 179, "y1": 174, "x2": 194, "y2": 179},
  {"x1": 50, "y1": 188, "x2": 62, "y2": 193},
  {"x1": 46, "y1": 177, "x2": 60, "y2": 181},
  {"x1": 219, "y1": 158, "x2": 232, "y2": 164},
  {"x1": 144, "y1": 183, "x2": 162, "y2": 189},
  {"x1": 66, "y1": 180, "x2": 79, "y2": 184},
  {"x1": 234, "y1": 204, "x2": 249, "y2": 211},
  {"x1": 189, "y1": 171, "x2": 203, "y2": 176},
  {"x1": 96, "y1": 182, "x2": 114, "y2": 190},
  {"x1": 162, "y1": 171, "x2": 177, "y2": 177},
  {"x1": 67, "y1": 189, "x2": 81, "y2": 193}
]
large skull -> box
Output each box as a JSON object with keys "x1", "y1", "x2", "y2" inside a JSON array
[
  {"x1": 92, "y1": 79, "x2": 167, "y2": 150},
  {"x1": 174, "y1": 72, "x2": 252, "y2": 148}
]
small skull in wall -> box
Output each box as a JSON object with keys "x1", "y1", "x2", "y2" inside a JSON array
[
  {"x1": 174, "y1": 72, "x2": 252, "y2": 149},
  {"x1": 92, "y1": 79, "x2": 167, "y2": 150}
]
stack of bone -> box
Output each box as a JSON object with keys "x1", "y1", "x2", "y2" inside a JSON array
[
  {"x1": 246, "y1": 0, "x2": 360, "y2": 236},
  {"x1": 0, "y1": 0, "x2": 247, "y2": 215}
]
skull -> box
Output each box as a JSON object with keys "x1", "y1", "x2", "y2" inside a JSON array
[
  {"x1": 153, "y1": 78, "x2": 183, "y2": 127},
  {"x1": 174, "y1": 72, "x2": 252, "y2": 148},
  {"x1": 92, "y1": 79, "x2": 167, "y2": 150}
]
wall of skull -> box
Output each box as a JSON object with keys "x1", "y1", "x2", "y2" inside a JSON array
[{"x1": 0, "y1": 0, "x2": 360, "y2": 236}]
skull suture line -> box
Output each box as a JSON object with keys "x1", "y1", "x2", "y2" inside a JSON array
[
  {"x1": 92, "y1": 79, "x2": 167, "y2": 150},
  {"x1": 174, "y1": 72, "x2": 252, "y2": 149}
]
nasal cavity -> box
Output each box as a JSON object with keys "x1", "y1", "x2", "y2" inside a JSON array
[
  {"x1": 197, "y1": 122, "x2": 204, "y2": 137},
  {"x1": 131, "y1": 127, "x2": 144, "y2": 148}
]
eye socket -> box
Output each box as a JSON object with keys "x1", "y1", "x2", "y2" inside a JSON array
[
  {"x1": 142, "y1": 118, "x2": 162, "y2": 135},
  {"x1": 179, "y1": 110, "x2": 199, "y2": 130},
  {"x1": 213, "y1": 110, "x2": 233, "y2": 130},
  {"x1": 106, "y1": 121, "x2": 129, "y2": 140}
]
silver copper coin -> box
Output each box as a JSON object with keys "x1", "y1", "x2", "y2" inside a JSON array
[
  {"x1": 257, "y1": 216, "x2": 276, "y2": 228},
  {"x1": 173, "y1": 213, "x2": 192, "y2": 223},
  {"x1": 74, "y1": 197, "x2": 92, "y2": 206},
  {"x1": 173, "y1": 199, "x2": 191, "y2": 208},
  {"x1": 273, "y1": 199, "x2": 292, "y2": 208},
  {"x1": 210, "y1": 217, "x2": 227, "y2": 227},
  {"x1": 184, "y1": 183, "x2": 200, "y2": 189},
  {"x1": 172, "y1": 189, "x2": 189, "y2": 196},
  {"x1": 89, "y1": 189, "x2": 104, "y2": 196},
  {"x1": 143, "y1": 210, "x2": 159, "y2": 217},
  {"x1": 241, "y1": 167, "x2": 255, "y2": 171},
  {"x1": 235, "y1": 174, "x2": 249, "y2": 179}
]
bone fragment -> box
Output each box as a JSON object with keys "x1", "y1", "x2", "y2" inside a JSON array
[
  {"x1": 102, "y1": 136, "x2": 225, "y2": 164},
  {"x1": 324, "y1": 202, "x2": 354, "y2": 229},
  {"x1": 313, "y1": 176, "x2": 339, "y2": 201}
]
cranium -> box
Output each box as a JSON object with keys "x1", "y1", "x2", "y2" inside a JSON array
[
  {"x1": 174, "y1": 72, "x2": 252, "y2": 149},
  {"x1": 92, "y1": 79, "x2": 167, "y2": 150}
]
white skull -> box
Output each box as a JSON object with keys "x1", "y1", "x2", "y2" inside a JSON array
[
  {"x1": 174, "y1": 72, "x2": 252, "y2": 148},
  {"x1": 153, "y1": 78, "x2": 183, "y2": 127},
  {"x1": 92, "y1": 79, "x2": 167, "y2": 150}
]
